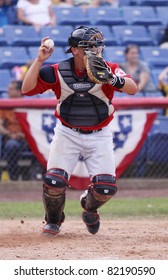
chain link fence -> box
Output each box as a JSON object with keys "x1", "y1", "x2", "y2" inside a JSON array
[
  {"x1": 121, "y1": 114, "x2": 168, "y2": 178},
  {"x1": 0, "y1": 106, "x2": 168, "y2": 182},
  {"x1": 0, "y1": 133, "x2": 45, "y2": 182}
]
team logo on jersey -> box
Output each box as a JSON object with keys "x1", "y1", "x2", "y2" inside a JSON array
[
  {"x1": 73, "y1": 83, "x2": 91, "y2": 90},
  {"x1": 42, "y1": 113, "x2": 57, "y2": 143},
  {"x1": 115, "y1": 68, "x2": 126, "y2": 77}
]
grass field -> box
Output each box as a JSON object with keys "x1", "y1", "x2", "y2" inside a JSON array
[{"x1": 1, "y1": 197, "x2": 168, "y2": 219}]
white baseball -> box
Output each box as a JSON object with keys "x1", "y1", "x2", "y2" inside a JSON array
[{"x1": 44, "y1": 39, "x2": 54, "y2": 49}]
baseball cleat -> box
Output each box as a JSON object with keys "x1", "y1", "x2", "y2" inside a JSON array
[
  {"x1": 43, "y1": 211, "x2": 65, "y2": 235},
  {"x1": 43, "y1": 223, "x2": 60, "y2": 235},
  {"x1": 82, "y1": 210, "x2": 100, "y2": 234}
]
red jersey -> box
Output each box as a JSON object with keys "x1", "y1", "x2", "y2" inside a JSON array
[{"x1": 24, "y1": 60, "x2": 132, "y2": 130}]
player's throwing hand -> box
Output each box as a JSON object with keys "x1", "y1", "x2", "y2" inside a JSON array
[{"x1": 37, "y1": 37, "x2": 54, "y2": 62}]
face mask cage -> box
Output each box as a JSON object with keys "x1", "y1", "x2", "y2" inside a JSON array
[
  {"x1": 77, "y1": 29, "x2": 105, "y2": 54},
  {"x1": 79, "y1": 29, "x2": 104, "y2": 45},
  {"x1": 78, "y1": 40, "x2": 105, "y2": 49},
  {"x1": 66, "y1": 27, "x2": 106, "y2": 54}
]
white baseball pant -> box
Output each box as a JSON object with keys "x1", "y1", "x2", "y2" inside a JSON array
[{"x1": 47, "y1": 121, "x2": 116, "y2": 180}]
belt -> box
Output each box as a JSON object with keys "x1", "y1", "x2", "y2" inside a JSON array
[{"x1": 62, "y1": 123, "x2": 102, "y2": 134}]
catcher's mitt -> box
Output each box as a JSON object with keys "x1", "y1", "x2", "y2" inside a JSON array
[{"x1": 84, "y1": 50, "x2": 113, "y2": 84}]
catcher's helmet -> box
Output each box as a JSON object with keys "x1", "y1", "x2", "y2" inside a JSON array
[{"x1": 66, "y1": 26, "x2": 105, "y2": 53}]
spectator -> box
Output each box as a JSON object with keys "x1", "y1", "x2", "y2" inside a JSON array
[
  {"x1": 120, "y1": 44, "x2": 157, "y2": 93},
  {"x1": 158, "y1": 66, "x2": 168, "y2": 93},
  {"x1": 0, "y1": 0, "x2": 3, "y2": 6},
  {"x1": 54, "y1": 0, "x2": 72, "y2": 7},
  {"x1": 17, "y1": 0, "x2": 56, "y2": 32},
  {"x1": 158, "y1": 66, "x2": 168, "y2": 115},
  {"x1": 11, "y1": 60, "x2": 34, "y2": 81},
  {"x1": 5, "y1": 1, "x2": 19, "y2": 25},
  {"x1": 51, "y1": 0, "x2": 58, "y2": 3},
  {"x1": 0, "y1": 0, "x2": 17, "y2": 7},
  {"x1": 67, "y1": 0, "x2": 96, "y2": 11},
  {"x1": 0, "y1": 80, "x2": 29, "y2": 180},
  {"x1": 72, "y1": 0, "x2": 92, "y2": 5},
  {"x1": 0, "y1": 0, "x2": 8, "y2": 26},
  {"x1": 4, "y1": 0, "x2": 18, "y2": 6},
  {"x1": 0, "y1": 0, "x2": 4, "y2": 6},
  {"x1": 93, "y1": 0, "x2": 119, "y2": 7}
]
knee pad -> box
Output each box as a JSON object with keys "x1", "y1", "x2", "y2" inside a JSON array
[
  {"x1": 43, "y1": 168, "x2": 68, "y2": 195},
  {"x1": 82, "y1": 174, "x2": 117, "y2": 211},
  {"x1": 92, "y1": 174, "x2": 117, "y2": 201}
]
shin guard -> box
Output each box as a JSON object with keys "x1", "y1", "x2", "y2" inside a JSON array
[
  {"x1": 81, "y1": 174, "x2": 117, "y2": 212},
  {"x1": 43, "y1": 168, "x2": 68, "y2": 224}
]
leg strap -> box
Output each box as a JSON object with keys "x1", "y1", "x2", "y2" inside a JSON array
[
  {"x1": 82, "y1": 174, "x2": 117, "y2": 212},
  {"x1": 43, "y1": 168, "x2": 68, "y2": 224}
]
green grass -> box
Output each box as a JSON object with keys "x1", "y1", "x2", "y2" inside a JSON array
[{"x1": 0, "y1": 197, "x2": 168, "y2": 219}]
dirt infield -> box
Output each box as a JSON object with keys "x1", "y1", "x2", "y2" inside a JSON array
[
  {"x1": 1, "y1": 219, "x2": 168, "y2": 260},
  {"x1": 0, "y1": 179, "x2": 168, "y2": 260}
]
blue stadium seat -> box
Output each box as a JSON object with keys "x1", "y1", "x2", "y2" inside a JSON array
[
  {"x1": 144, "y1": 91, "x2": 163, "y2": 97},
  {"x1": 53, "y1": 7, "x2": 90, "y2": 26},
  {"x1": 139, "y1": 0, "x2": 168, "y2": 6},
  {"x1": 114, "y1": 91, "x2": 144, "y2": 97},
  {"x1": 95, "y1": 25, "x2": 118, "y2": 46},
  {"x1": 28, "y1": 47, "x2": 39, "y2": 60},
  {"x1": 0, "y1": 92, "x2": 8, "y2": 98},
  {"x1": 156, "y1": 7, "x2": 168, "y2": 25},
  {"x1": 41, "y1": 26, "x2": 73, "y2": 47},
  {"x1": 119, "y1": 0, "x2": 131, "y2": 5},
  {"x1": 113, "y1": 91, "x2": 124, "y2": 97},
  {"x1": 28, "y1": 46, "x2": 67, "y2": 64},
  {"x1": 6, "y1": 6, "x2": 19, "y2": 25},
  {"x1": 140, "y1": 47, "x2": 168, "y2": 68},
  {"x1": 86, "y1": 7, "x2": 127, "y2": 25},
  {"x1": 45, "y1": 47, "x2": 67, "y2": 64},
  {"x1": 148, "y1": 25, "x2": 166, "y2": 46},
  {"x1": 37, "y1": 90, "x2": 55, "y2": 99},
  {"x1": 124, "y1": 92, "x2": 144, "y2": 97},
  {"x1": 71, "y1": 24, "x2": 118, "y2": 46},
  {"x1": 0, "y1": 69, "x2": 11, "y2": 93},
  {"x1": 112, "y1": 25, "x2": 153, "y2": 46},
  {"x1": 0, "y1": 27, "x2": 8, "y2": 46},
  {"x1": 103, "y1": 46, "x2": 125, "y2": 63},
  {"x1": 122, "y1": 6, "x2": 162, "y2": 26},
  {"x1": 129, "y1": 0, "x2": 141, "y2": 4},
  {"x1": 4, "y1": 26, "x2": 41, "y2": 46},
  {"x1": 0, "y1": 47, "x2": 29, "y2": 69},
  {"x1": 24, "y1": 94, "x2": 38, "y2": 99},
  {"x1": 150, "y1": 115, "x2": 168, "y2": 135}
]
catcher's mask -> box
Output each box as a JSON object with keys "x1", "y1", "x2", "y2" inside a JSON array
[{"x1": 66, "y1": 26, "x2": 105, "y2": 54}]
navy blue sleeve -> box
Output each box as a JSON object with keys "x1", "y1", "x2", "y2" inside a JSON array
[{"x1": 39, "y1": 65, "x2": 56, "y2": 84}]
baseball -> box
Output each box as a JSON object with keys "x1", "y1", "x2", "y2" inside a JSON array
[{"x1": 44, "y1": 39, "x2": 54, "y2": 49}]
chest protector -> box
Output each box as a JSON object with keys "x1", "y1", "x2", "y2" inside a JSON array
[{"x1": 58, "y1": 58, "x2": 109, "y2": 127}]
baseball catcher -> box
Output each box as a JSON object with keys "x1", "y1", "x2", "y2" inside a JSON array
[{"x1": 22, "y1": 26, "x2": 139, "y2": 235}]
